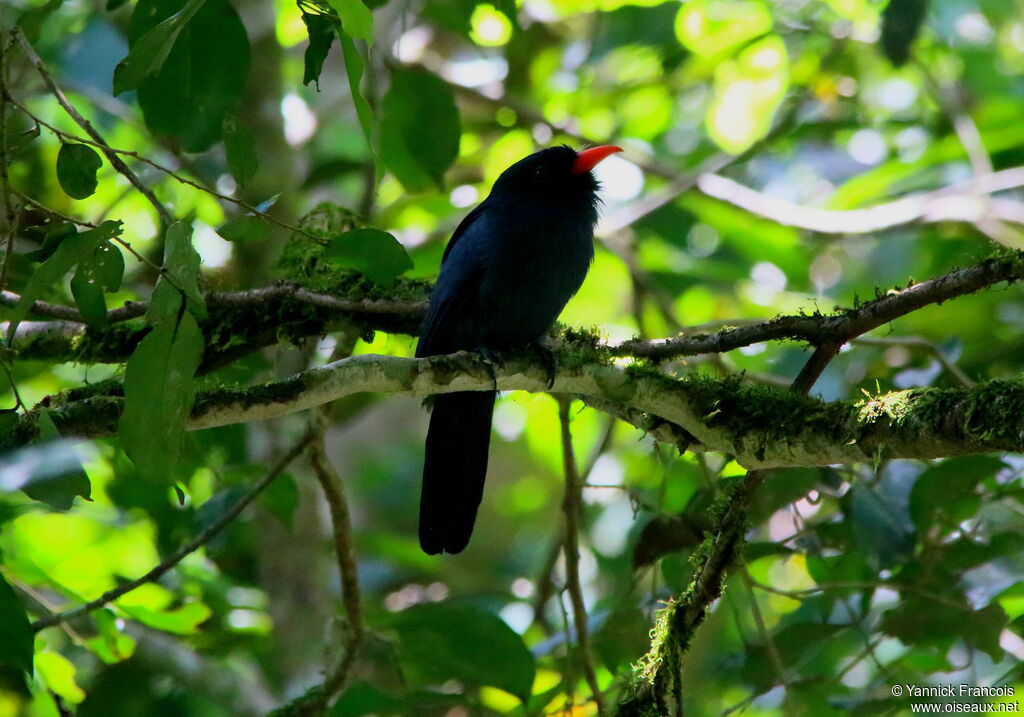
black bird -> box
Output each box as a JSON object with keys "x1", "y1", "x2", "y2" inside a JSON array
[{"x1": 416, "y1": 144, "x2": 622, "y2": 555}]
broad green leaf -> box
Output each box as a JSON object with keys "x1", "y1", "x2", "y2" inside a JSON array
[
  {"x1": 163, "y1": 222, "x2": 206, "y2": 318},
  {"x1": 36, "y1": 652, "x2": 86, "y2": 704},
  {"x1": 69, "y1": 242, "x2": 124, "y2": 329},
  {"x1": 85, "y1": 610, "x2": 136, "y2": 664},
  {"x1": 849, "y1": 467, "x2": 915, "y2": 570},
  {"x1": 0, "y1": 410, "x2": 17, "y2": 440},
  {"x1": 300, "y1": 10, "x2": 336, "y2": 88},
  {"x1": 340, "y1": 32, "x2": 377, "y2": 160},
  {"x1": 380, "y1": 67, "x2": 460, "y2": 191},
  {"x1": 55, "y1": 143, "x2": 103, "y2": 200},
  {"x1": 223, "y1": 114, "x2": 259, "y2": 188},
  {"x1": 9, "y1": 411, "x2": 92, "y2": 510},
  {"x1": 93, "y1": 242, "x2": 125, "y2": 291},
  {"x1": 113, "y1": 0, "x2": 207, "y2": 95},
  {"x1": 387, "y1": 603, "x2": 535, "y2": 702},
  {"x1": 324, "y1": 228, "x2": 413, "y2": 286},
  {"x1": 217, "y1": 214, "x2": 271, "y2": 243},
  {"x1": 5, "y1": 220, "x2": 122, "y2": 343},
  {"x1": 329, "y1": 0, "x2": 373, "y2": 42},
  {"x1": 0, "y1": 571, "x2": 33, "y2": 678},
  {"x1": 119, "y1": 281, "x2": 204, "y2": 484},
  {"x1": 70, "y1": 261, "x2": 108, "y2": 329},
  {"x1": 128, "y1": 0, "x2": 250, "y2": 152}
]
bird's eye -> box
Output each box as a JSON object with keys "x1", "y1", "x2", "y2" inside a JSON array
[{"x1": 533, "y1": 165, "x2": 552, "y2": 183}]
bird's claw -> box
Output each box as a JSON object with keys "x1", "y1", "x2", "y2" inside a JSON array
[
  {"x1": 475, "y1": 347, "x2": 505, "y2": 389},
  {"x1": 531, "y1": 341, "x2": 557, "y2": 389}
]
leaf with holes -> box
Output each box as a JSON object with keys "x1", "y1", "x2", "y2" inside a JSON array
[{"x1": 6, "y1": 220, "x2": 122, "y2": 343}]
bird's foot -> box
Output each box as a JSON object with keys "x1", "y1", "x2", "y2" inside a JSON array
[
  {"x1": 530, "y1": 341, "x2": 557, "y2": 389},
  {"x1": 474, "y1": 346, "x2": 505, "y2": 389}
]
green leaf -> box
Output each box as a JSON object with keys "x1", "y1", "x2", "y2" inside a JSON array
[
  {"x1": 300, "y1": 10, "x2": 336, "y2": 89},
  {"x1": 223, "y1": 114, "x2": 259, "y2": 188},
  {"x1": 55, "y1": 143, "x2": 103, "y2": 200},
  {"x1": 324, "y1": 228, "x2": 413, "y2": 286},
  {"x1": 5, "y1": 220, "x2": 123, "y2": 343},
  {"x1": 340, "y1": 32, "x2": 377, "y2": 161},
  {"x1": 329, "y1": 0, "x2": 373, "y2": 42},
  {"x1": 387, "y1": 603, "x2": 535, "y2": 702},
  {"x1": 85, "y1": 610, "x2": 136, "y2": 664},
  {"x1": 163, "y1": 222, "x2": 207, "y2": 318},
  {"x1": 18, "y1": 0, "x2": 65, "y2": 42},
  {"x1": 217, "y1": 214, "x2": 271, "y2": 243},
  {"x1": 119, "y1": 601, "x2": 212, "y2": 634},
  {"x1": 880, "y1": 0, "x2": 928, "y2": 67},
  {"x1": 380, "y1": 67, "x2": 460, "y2": 191},
  {"x1": 113, "y1": 0, "x2": 207, "y2": 95},
  {"x1": 10, "y1": 411, "x2": 92, "y2": 510},
  {"x1": 119, "y1": 282, "x2": 204, "y2": 484},
  {"x1": 127, "y1": 0, "x2": 251, "y2": 152},
  {"x1": 70, "y1": 260, "x2": 109, "y2": 329},
  {"x1": 69, "y1": 241, "x2": 125, "y2": 329},
  {"x1": 0, "y1": 571, "x2": 33, "y2": 679},
  {"x1": 93, "y1": 242, "x2": 126, "y2": 291},
  {"x1": 36, "y1": 652, "x2": 85, "y2": 704}
]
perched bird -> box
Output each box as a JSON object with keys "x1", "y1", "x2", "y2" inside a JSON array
[{"x1": 416, "y1": 144, "x2": 623, "y2": 555}]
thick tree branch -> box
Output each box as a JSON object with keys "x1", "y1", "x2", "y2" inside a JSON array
[
  {"x1": 614, "y1": 251, "x2": 1024, "y2": 360},
  {"x1": 8, "y1": 352, "x2": 1024, "y2": 468}
]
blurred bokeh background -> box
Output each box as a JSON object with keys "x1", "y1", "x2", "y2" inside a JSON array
[{"x1": 2, "y1": 0, "x2": 1024, "y2": 714}]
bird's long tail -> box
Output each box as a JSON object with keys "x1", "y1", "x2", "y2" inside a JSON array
[{"x1": 420, "y1": 390, "x2": 496, "y2": 555}]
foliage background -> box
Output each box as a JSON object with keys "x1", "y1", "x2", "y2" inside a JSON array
[{"x1": 0, "y1": 0, "x2": 1023, "y2": 714}]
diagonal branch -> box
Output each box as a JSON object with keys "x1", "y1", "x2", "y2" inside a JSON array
[
  {"x1": 13, "y1": 27, "x2": 174, "y2": 226},
  {"x1": 30, "y1": 430, "x2": 316, "y2": 631}
]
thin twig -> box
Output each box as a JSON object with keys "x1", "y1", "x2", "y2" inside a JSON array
[
  {"x1": 741, "y1": 571, "x2": 786, "y2": 686},
  {"x1": 614, "y1": 252, "x2": 1024, "y2": 361},
  {"x1": 853, "y1": 335, "x2": 975, "y2": 387},
  {"x1": 0, "y1": 29, "x2": 18, "y2": 292},
  {"x1": 13, "y1": 27, "x2": 174, "y2": 226},
  {"x1": 31, "y1": 430, "x2": 316, "y2": 631},
  {"x1": 287, "y1": 427, "x2": 364, "y2": 716},
  {"x1": 557, "y1": 397, "x2": 606, "y2": 716},
  {"x1": 7, "y1": 93, "x2": 319, "y2": 242}
]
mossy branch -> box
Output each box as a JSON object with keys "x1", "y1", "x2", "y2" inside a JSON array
[{"x1": 5, "y1": 351, "x2": 1023, "y2": 467}]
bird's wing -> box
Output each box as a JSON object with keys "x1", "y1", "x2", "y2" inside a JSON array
[
  {"x1": 441, "y1": 200, "x2": 487, "y2": 262},
  {"x1": 415, "y1": 264, "x2": 484, "y2": 357}
]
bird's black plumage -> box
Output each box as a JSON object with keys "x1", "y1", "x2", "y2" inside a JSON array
[{"x1": 416, "y1": 145, "x2": 613, "y2": 555}]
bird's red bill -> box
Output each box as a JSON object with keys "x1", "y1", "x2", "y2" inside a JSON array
[{"x1": 571, "y1": 145, "x2": 624, "y2": 175}]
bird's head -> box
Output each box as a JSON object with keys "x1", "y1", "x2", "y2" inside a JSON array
[{"x1": 490, "y1": 144, "x2": 623, "y2": 206}]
